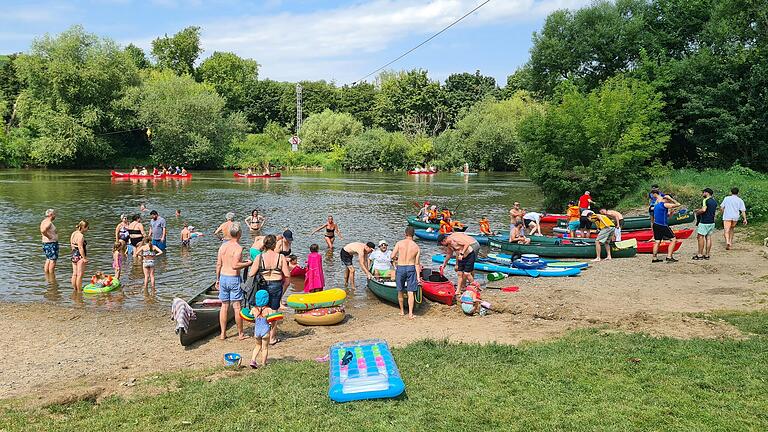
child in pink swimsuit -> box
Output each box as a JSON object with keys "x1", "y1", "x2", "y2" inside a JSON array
[{"x1": 303, "y1": 244, "x2": 325, "y2": 293}]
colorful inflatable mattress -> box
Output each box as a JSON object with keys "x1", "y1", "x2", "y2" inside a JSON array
[{"x1": 329, "y1": 339, "x2": 404, "y2": 403}]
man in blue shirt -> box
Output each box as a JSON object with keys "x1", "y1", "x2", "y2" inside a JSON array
[
  {"x1": 693, "y1": 188, "x2": 718, "y2": 260},
  {"x1": 650, "y1": 190, "x2": 681, "y2": 263},
  {"x1": 149, "y1": 210, "x2": 167, "y2": 252}
]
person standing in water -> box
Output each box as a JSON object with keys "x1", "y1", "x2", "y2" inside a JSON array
[
  {"x1": 149, "y1": 210, "x2": 167, "y2": 252},
  {"x1": 214, "y1": 212, "x2": 236, "y2": 240},
  {"x1": 245, "y1": 209, "x2": 266, "y2": 235},
  {"x1": 70, "y1": 220, "x2": 89, "y2": 290},
  {"x1": 215, "y1": 222, "x2": 253, "y2": 340},
  {"x1": 40, "y1": 209, "x2": 58, "y2": 276},
  {"x1": 340, "y1": 242, "x2": 375, "y2": 289},
  {"x1": 126, "y1": 214, "x2": 146, "y2": 256},
  {"x1": 391, "y1": 227, "x2": 422, "y2": 319},
  {"x1": 311, "y1": 215, "x2": 342, "y2": 249},
  {"x1": 249, "y1": 234, "x2": 290, "y2": 345}
]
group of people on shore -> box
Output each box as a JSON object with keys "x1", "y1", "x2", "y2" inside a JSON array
[{"x1": 129, "y1": 166, "x2": 188, "y2": 176}]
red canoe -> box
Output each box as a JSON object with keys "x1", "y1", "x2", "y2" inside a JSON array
[
  {"x1": 111, "y1": 170, "x2": 191, "y2": 179},
  {"x1": 540, "y1": 214, "x2": 568, "y2": 224},
  {"x1": 422, "y1": 279, "x2": 456, "y2": 306},
  {"x1": 407, "y1": 170, "x2": 437, "y2": 175},
  {"x1": 557, "y1": 228, "x2": 694, "y2": 242},
  {"x1": 636, "y1": 240, "x2": 683, "y2": 254},
  {"x1": 233, "y1": 172, "x2": 282, "y2": 178}
]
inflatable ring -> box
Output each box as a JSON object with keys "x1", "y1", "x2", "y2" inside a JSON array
[
  {"x1": 223, "y1": 352, "x2": 242, "y2": 367},
  {"x1": 266, "y1": 312, "x2": 284, "y2": 324},
  {"x1": 83, "y1": 278, "x2": 121, "y2": 294},
  {"x1": 240, "y1": 307, "x2": 254, "y2": 322}
]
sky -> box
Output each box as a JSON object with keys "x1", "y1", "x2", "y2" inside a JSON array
[{"x1": 0, "y1": 0, "x2": 590, "y2": 84}]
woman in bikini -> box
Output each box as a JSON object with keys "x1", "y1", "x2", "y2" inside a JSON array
[
  {"x1": 126, "y1": 214, "x2": 146, "y2": 256},
  {"x1": 311, "y1": 215, "x2": 342, "y2": 249},
  {"x1": 70, "y1": 220, "x2": 89, "y2": 290},
  {"x1": 248, "y1": 235, "x2": 290, "y2": 345}
]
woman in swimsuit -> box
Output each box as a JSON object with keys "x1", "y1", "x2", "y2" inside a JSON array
[
  {"x1": 248, "y1": 235, "x2": 290, "y2": 345},
  {"x1": 126, "y1": 214, "x2": 146, "y2": 256},
  {"x1": 245, "y1": 209, "x2": 265, "y2": 234},
  {"x1": 311, "y1": 215, "x2": 342, "y2": 249},
  {"x1": 70, "y1": 220, "x2": 89, "y2": 290},
  {"x1": 115, "y1": 214, "x2": 130, "y2": 245},
  {"x1": 134, "y1": 237, "x2": 163, "y2": 289}
]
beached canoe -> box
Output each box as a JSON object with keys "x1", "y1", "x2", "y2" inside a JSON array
[
  {"x1": 414, "y1": 229, "x2": 504, "y2": 245},
  {"x1": 233, "y1": 172, "x2": 282, "y2": 178},
  {"x1": 179, "y1": 283, "x2": 233, "y2": 347},
  {"x1": 486, "y1": 253, "x2": 590, "y2": 269},
  {"x1": 556, "y1": 211, "x2": 695, "y2": 231},
  {"x1": 636, "y1": 240, "x2": 683, "y2": 254},
  {"x1": 488, "y1": 239, "x2": 637, "y2": 258},
  {"x1": 366, "y1": 278, "x2": 423, "y2": 309},
  {"x1": 420, "y1": 270, "x2": 456, "y2": 305},
  {"x1": 431, "y1": 254, "x2": 581, "y2": 277},
  {"x1": 407, "y1": 170, "x2": 437, "y2": 175},
  {"x1": 552, "y1": 227, "x2": 694, "y2": 241},
  {"x1": 540, "y1": 214, "x2": 568, "y2": 224},
  {"x1": 111, "y1": 170, "x2": 191, "y2": 179},
  {"x1": 406, "y1": 216, "x2": 467, "y2": 232}
]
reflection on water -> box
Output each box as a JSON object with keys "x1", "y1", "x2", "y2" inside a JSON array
[{"x1": 0, "y1": 170, "x2": 542, "y2": 310}]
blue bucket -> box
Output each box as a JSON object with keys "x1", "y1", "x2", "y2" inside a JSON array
[{"x1": 223, "y1": 352, "x2": 242, "y2": 367}]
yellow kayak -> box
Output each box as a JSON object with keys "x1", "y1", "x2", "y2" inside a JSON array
[{"x1": 286, "y1": 288, "x2": 346, "y2": 311}]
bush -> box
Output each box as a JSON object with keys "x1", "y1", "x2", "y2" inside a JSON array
[
  {"x1": 226, "y1": 133, "x2": 341, "y2": 170},
  {"x1": 300, "y1": 109, "x2": 363, "y2": 153},
  {"x1": 341, "y1": 128, "x2": 433, "y2": 171},
  {"x1": 519, "y1": 76, "x2": 670, "y2": 209}
]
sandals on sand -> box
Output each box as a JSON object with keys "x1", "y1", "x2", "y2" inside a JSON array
[{"x1": 249, "y1": 361, "x2": 259, "y2": 369}]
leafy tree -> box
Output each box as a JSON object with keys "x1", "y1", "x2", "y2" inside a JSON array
[
  {"x1": 243, "y1": 79, "x2": 295, "y2": 132},
  {"x1": 300, "y1": 109, "x2": 362, "y2": 153},
  {"x1": 121, "y1": 70, "x2": 247, "y2": 167},
  {"x1": 0, "y1": 54, "x2": 22, "y2": 130},
  {"x1": 519, "y1": 76, "x2": 670, "y2": 209},
  {"x1": 298, "y1": 80, "x2": 339, "y2": 116},
  {"x1": 435, "y1": 93, "x2": 541, "y2": 171},
  {"x1": 342, "y1": 128, "x2": 433, "y2": 171},
  {"x1": 11, "y1": 26, "x2": 140, "y2": 166},
  {"x1": 374, "y1": 69, "x2": 445, "y2": 135},
  {"x1": 198, "y1": 51, "x2": 259, "y2": 113},
  {"x1": 151, "y1": 26, "x2": 202, "y2": 76},
  {"x1": 124, "y1": 44, "x2": 150, "y2": 69},
  {"x1": 338, "y1": 82, "x2": 376, "y2": 127},
  {"x1": 442, "y1": 71, "x2": 497, "y2": 127}
]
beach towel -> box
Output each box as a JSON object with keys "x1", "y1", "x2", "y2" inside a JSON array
[
  {"x1": 304, "y1": 252, "x2": 325, "y2": 292},
  {"x1": 171, "y1": 298, "x2": 196, "y2": 334}
]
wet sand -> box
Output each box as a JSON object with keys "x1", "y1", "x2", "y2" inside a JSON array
[{"x1": 2, "y1": 235, "x2": 766, "y2": 406}]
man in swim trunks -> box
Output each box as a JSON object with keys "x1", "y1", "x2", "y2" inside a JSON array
[
  {"x1": 509, "y1": 202, "x2": 525, "y2": 233},
  {"x1": 215, "y1": 222, "x2": 253, "y2": 340},
  {"x1": 599, "y1": 208, "x2": 624, "y2": 241},
  {"x1": 693, "y1": 188, "x2": 718, "y2": 260},
  {"x1": 149, "y1": 210, "x2": 167, "y2": 252},
  {"x1": 40, "y1": 209, "x2": 58, "y2": 275},
  {"x1": 391, "y1": 227, "x2": 422, "y2": 319},
  {"x1": 438, "y1": 232, "x2": 480, "y2": 293},
  {"x1": 214, "y1": 212, "x2": 236, "y2": 240},
  {"x1": 340, "y1": 241, "x2": 375, "y2": 289},
  {"x1": 369, "y1": 240, "x2": 394, "y2": 280}
]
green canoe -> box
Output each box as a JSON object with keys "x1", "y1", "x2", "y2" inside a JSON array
[
  {"x1": 488, "y1": 239, "x2": 636, "y2": 259},
  {"x1": 557, "y1": 211, "x2": 694, "y2": 231},
  {"x1": 406, "y1": 216, "x2": 467, "y2": 232},
  {"x1": 367, "y1": 278, "x2": 423, "y2": 309}
]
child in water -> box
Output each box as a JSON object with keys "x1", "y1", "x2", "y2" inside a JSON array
[
  {"x1": 303, "y1": 244, "x2": 325, "y2": 293},
  {"x1": 112, "y1": 241, "x2": 125, "y2": 279},
  {"x1": 90, "y1": 271, "x2": 113, "y2": 287},
  {"x1": 134, "y1": 237, "x2": 164, "y2": 289},
  {"x1": 287, "y1": 254, "x2": 306, "y2": 277},
  {"x1": 180, "y1": 223, "x2": 191, "y2": 247},
  {"x1": 250, "y1": 290, "x2": 275, "y2": 369}
]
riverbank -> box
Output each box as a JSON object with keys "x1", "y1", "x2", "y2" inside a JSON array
[{"x1": 2, "y1": 236, "x2": 766, "y2": 408}]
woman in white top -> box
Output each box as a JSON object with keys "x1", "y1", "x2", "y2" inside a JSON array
[{"x1": 720, "y1": 187, "x2": 747, "y2": 250}]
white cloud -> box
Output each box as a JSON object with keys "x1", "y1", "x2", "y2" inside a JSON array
[
  {"x1": 201, "y1": 0, "x2": 590, "y2": 82},
  {"x1": 0, "y1": 3, "x2": 75, "y2": 23}
]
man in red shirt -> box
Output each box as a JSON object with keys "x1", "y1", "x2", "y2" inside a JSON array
[{"x1": 578, "y1": 191, "x2": 594, "y2": 212}]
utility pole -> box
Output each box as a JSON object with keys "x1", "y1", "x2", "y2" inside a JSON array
[{"x1": 295, "y1": 83, "x2": 303, "y2": 135}]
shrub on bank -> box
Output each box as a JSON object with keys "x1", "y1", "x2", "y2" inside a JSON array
[
  {"x1": 341, "y1": 128, "x2": 434, "y2": 171},
  {"x1": 226, "y1": 132, "x2": 341, "y2": 170}
]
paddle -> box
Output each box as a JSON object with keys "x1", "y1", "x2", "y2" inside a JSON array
[{"x1": 615, "y1": 238, "x2": 638, "y2": 249}]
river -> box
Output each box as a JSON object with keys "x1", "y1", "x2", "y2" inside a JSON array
[{"x1": 0, "y1": 170, "x2": 542, "y2": 309}]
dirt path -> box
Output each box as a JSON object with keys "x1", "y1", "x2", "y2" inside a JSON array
[{"x1": 2, "y1": 237, "x2": 766, "y2": 405}]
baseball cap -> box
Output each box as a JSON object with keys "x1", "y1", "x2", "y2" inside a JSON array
[
  {"x1": 282, "y1": 230, "x2": 293, "y2": 241},
  {"x1": 378, "y1": 240, "x2": 388, "y2": 246}
]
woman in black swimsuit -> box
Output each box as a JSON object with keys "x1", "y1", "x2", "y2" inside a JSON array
[
  {"x1": 311, "y1": 215, "x2": 342, "y2": 249},
  {"x1": 70, "y1": 220, "x2": 89, "y2": 290},
  {"x1": 127, "y1": 214, "x2": 146, "y2": 255}
]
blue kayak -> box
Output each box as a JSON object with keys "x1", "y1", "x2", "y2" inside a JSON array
[
  {"x1": 487, "y1": 253, "x2": 590, "y2": 270},
  {"x1": 414, "y1": 229, "x2": 507, "y2": 246},
  {"x1": 431, "y1": 254, "x2": 581, "y2": 278}
]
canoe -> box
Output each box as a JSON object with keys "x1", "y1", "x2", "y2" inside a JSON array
[
  {"x1": 407, "y1": 170, "x2": 437, "y2": 175},
  {"x1": 290, "y1": 266, "x2": 307, "y2": 277},
  {"x1": 487, "y1": 253, "x2": 589, "y2": 269},
  {"x1": 431, "y1": 254, "x2": 581, "y2": 277},
  {"x1": 553, "y1": 227, "x2": 695, "y2": 241},
  {"x1": 111, "y1": 170, "x2": 192, "y2": 179},
  {"x1": 295, "y1": 306, "x2": 346, "y2": 326},
  {"x1": 636, "y1": 240, "x2": 683, "y2": 254},
  {"x1": 457, "y1": 172, "x2": 478, "y2": 176},
  {"x1": 286, "y1": 288, "x2": 346, "y2": 311},
  {"x1": 488, "y1": 239, "x2": 637, "y2": 258},
  {"x1": 540, "y1": 214, "x2": 568, "y2": 224},
  {"x1": 556, "y1": 211, "x2": 695, "y2": 231},
  {"x1": 420, "y1": 271, "x2": 456, "y2": 305},
  {"x1": 414, "y1": 229, "x2": 504, "y2": 245},
  {"x1": 406, "y1": 216, "x2": 467, "y2": 232},
  {"x1": 366, "y1": 278, "x2": 423, "y2": 309},
  {"x1": 233, "y1": 172, "x2": 281, "y2": 178},
  {"x1": 180, "y1": 283, "x2": 233, "y2": 347}
]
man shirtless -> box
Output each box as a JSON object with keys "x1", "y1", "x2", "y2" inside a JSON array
[
  {"x1": 599, "y1": 208, "x2": 624, "y2": 241},
  {"x1": 214, "y1": 212, "x2": 236, "y2": 240},
  {"x1": 509, "y1": 202, "x2": 525, "y2": 232},
  {"x1": 215, "y1": 222, "x2": 253, "y2": 340},
  {"x1": 391, "y1": 227, "x2": 422, "y2": 319},
  {"x1": 40, "y1": 209, "x2": 58, "y2": 275},
  {"x1": 340, "y1": 241, "x2": 375, "y2": 289},
  {"x1": 438, "y1": 232, "x2": 480, "y2": 293}
]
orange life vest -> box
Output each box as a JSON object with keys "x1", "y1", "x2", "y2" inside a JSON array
[
  {"x1": 439, "y1": 220, "x2": 453, "y2": 234},
  {"x1": 566, "y1": 205, "x2": 580, "y2": 221},
  {"x1": 441, "y1": 210, "x2": 452, "y2": 220},
  {"x1": 428, "y1": 209, "x2": 438, "y2": 220},
  {"x1": 479, "y1": 219, "x2": 491, "y2": 234}
]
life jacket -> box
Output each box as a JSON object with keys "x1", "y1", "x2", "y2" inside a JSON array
[
  {"x1": 439, "y1": 220, "x2": 453, "y2": 234},
  {"x1": 428, "y1": 209, "x2": 438, "y2": 220},
  {"x1": 566, "y1": 205, "x2": 580, "y2": 221},
  {"x1": 451, "y1": 220, "x2": 464, "y2": 229},
  {"x1": 479, "y1": 219, "x2": 491, "y2": 234},
  {"x1": 441, "y1": 210, "x2": 451, "y2": 220}
]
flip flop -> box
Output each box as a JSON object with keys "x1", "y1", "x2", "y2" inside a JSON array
[
  {"x1": 249, "y1": 361, "x2": 259, "y2": 369},
  {"x1": 270, "y1": 338, "x2": 282, "y2": 346}
]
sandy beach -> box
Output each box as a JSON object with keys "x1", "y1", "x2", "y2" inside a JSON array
[{"x1": 2, "y1": 236, "x2": 766, "y2": 406}]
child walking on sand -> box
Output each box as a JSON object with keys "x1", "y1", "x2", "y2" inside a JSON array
[
  {"x1": 304, "y1": 244, "x2": 325, "y2": 293},
  {"x1": 112, "y1": 241, "x2": 125, "y2": 279},
  {"x1": 250, "y1": 290, "x2": 275, "y2": 369},
  {"x1": 134, "y1": 237, "x2": 163, "y2": 289}
]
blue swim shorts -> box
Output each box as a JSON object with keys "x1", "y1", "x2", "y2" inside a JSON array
[
  {"x1": 395, "y1": 265, "x2": 418, "y2": 292},
  {"x1": 218, "y1": 275, "x2": 243, "y2": 302}
]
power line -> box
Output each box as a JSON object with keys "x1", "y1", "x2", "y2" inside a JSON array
[{"x1": 351, "y1": 0, "x2": 492, "y2": 85}]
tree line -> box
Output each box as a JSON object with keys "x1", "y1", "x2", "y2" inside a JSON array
[{"x1": 1, "y1": 0, "x2": 764, "y2": 207}]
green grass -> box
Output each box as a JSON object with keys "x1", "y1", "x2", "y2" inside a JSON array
[
  {"x1": 695, "y1": 311, "x2": 768, "y2": 336},
  {"x1": 2, "y1": 312, "x2": 768, "y2": 431}
]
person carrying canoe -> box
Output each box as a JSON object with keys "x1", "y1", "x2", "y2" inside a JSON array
[
  {"x1": 340, "y1": 242, "x2": 375, "y2": 289},
  {"x1": 391, "y1": 227, "x2": 422, "y2": 319},
  {"x1": 566, "y1": 201, "x2": 580, "y2": 238},
  {"x1": 588, "y1": 211, "x2": 615, "y2": 262},
  {"x1": 437, "y1": 232, "x2": 480, "y2": 293},
  {"x1": 650, "y1": 191, "x2": 681, "y2": 263},
  {"x1": 599, "y1": 209, "x2": 624, "y2": 241},
  {"x1": 508, "y1": 220, "x2": 531, "y2": 244},
  {"x1": 478, "y1": 217, "x2": 494, "y2": 236}
]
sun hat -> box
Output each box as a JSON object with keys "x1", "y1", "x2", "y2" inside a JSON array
[{"x1": 378, "y1": 240, "x2": 388, "y2": 246}]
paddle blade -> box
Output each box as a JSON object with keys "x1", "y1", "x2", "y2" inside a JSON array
[
  {"x1": 525, "y1": 269, "x2": 540, "y2": 278},
  {"x1": 615, "y1": 238, "x2": 638, "y2": 249},
  {"x1": 501, "y1": 286, "x2": 519, "y2": 292}
]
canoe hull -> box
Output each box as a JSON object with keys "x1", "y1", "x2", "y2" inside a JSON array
[
  {"x1": 233, "y1": 172, "x2": 281, "y2": 178},
  {"x1": 557, "y1": 212, "x2": 695, "y2": 231},
  {"x1": 431, "y1": 254, "x2": 582, "y2": 277},
  {"x1": 367, "y1": 278, "x2": 423, "y2": 309},
  {"x1": 553, "y1": 227, "x2": 694, "y2": 241},
  {"x1": 111, "y1": 170, "x2": 191, "y2": 179},
  {"x1": 489, "y1": 240, "x2": 637, "y2": 259},
  {"x1": 180, "y1": 283, "x2": 233, "y2": 346}
]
